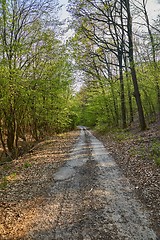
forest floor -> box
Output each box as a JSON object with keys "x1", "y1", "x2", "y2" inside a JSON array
[
  {"x1": 0, "y1": 123, "x2": 159, "y2": 239},
  {"x1": 0, "y1": 131, "x2": 79, "y2": 239}
]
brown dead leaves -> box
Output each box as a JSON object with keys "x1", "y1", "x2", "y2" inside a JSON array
[{"x1": 0, "y1": 130, "x2": 79, "y2": 240}]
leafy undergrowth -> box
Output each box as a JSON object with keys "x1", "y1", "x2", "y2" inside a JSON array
[
  {"x1": 0, "y1": 130, "x2": 79, "y2": 240},
  {"x1": 94, "y1": 120, "x2": 160, "y2": 236}
]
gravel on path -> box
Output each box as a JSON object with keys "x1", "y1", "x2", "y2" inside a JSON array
[{"x1": 25, "y1": 127, "x2": 158, "y2": 239}]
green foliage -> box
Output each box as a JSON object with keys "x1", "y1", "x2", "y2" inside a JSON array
[
  {"x1": 24, "y1": 162, "x2": 32, "y2": 168},
  {"x1": 114, "y1": 130, "x2": 132, "y2": 142},
  {"x1": 151, "y1": 140, "x2": 160, "y2": 165},
  {"x1": 0, "y1": 0, "x2": 75, "y2": 157},
  {"x1": 68, "y1": 0, "x2": 160, "y2": 132},
  {"x1": 71, "y1": 60, "x2": 160, "y2": 132},
  {"x1": 94, "y1": 124, "x2": 109, "y2": 134},
  {"x1": 154, "y1": 157, "x2": 160, "y2": 166},
  {"x1": 0, "y1": 172, "x2": 17, "y2": 190},
  {"x1": 0, "y1": 0, "x2": 160, "y2": 160},
  {"x1": 151, "y1": 141, "x2": 160, "y2": 155},
  {"x1": 0, "y1": 176, "x2": 8, "y2": 190}
]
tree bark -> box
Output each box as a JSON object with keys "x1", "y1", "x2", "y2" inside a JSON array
[
  {"x1": 125, "y1": 0, "x2": 147, "y2": 130},
  {"x1": 118, "y1": 51, "x2": 127, "y2": 128}
]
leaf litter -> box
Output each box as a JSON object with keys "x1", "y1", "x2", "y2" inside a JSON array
[
  {"x1": 0, "y1": 131, "x2": 79, "y2": 240},
  {"x1": 0, "y1": 123, "x2": 160, "y2": 239}
]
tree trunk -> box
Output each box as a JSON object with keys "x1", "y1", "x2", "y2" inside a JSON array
[
  {"x1": 124, "y1": 54, "x2": 134, "y2": 124},
  {"x1": 0, "y1": 122, "x2": 7, "y2": 155},
  {"x1": 130, "y1": 64, "x2": 146, "y2": 130},
  {"x1": 110, "y1": 81, "x2": 119, "y2": 126},
  {"x1": 128, "y1": 85, "x2": 134, "y2": 124},
  {"x1": 126, "y1": 0, "x2": 147, "y2": 130},
  {"x1": 6, "y1": 108, "x2": 16, "y2": 155},
  {"x1": 119, "y1": 53, "x2": 127, "y2": 128}
]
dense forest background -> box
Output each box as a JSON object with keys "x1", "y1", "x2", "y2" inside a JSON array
[
  {"x1": 0, "y1": 0, "x2": 160, "y2": 159},
  {"x1": 0, "y1": 0, "x2": 76, "y2": 159},
  {"x1": 68, "y1": 0, "x2": 160, "y2": 131}
]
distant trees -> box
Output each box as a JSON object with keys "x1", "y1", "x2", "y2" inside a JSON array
[
  {"x1": 68, "y1": 0, "x2": 160, "y2": 130},
  {"x1": 0, "y1": 0, "x2": 159, "y2": 159},
  {"x1": 0, "y1": 0, "x2": 75, "y2": 159}
]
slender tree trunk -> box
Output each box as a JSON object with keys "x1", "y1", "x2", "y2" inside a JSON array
[
  {"x1": 130, "y1": 62, "x2": 146, "y2": 130},
  {"x1": 126, "y1": 0, "x2": 147, "y2": 130},
  {"x1": 124, "y1": 54, "x2": 134, "y2": 124},
  {"x1": 105, "y1": 57, "x2": 119, "y2": 126},
  {"x1": 6, "y1": 105, "x2": 16, "y2": 155},
  {"x1": 0, "y1": 120, "x2": 7, "y2": 155},
  {"x1": 119, "y1": 52, "x2": 127, "y2": 128},
  {"x1": 127, "y1": 81, "x2": 134, "y2": 124},
  {"x1": 110, "y1": 81, "x2": 119, "y2": 126}
]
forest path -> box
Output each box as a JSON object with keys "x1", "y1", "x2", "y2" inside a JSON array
[{"x1": 25, "y1": 127, "x2": 157, "y2": 240}]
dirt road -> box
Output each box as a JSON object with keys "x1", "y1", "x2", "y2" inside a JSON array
[{"x1": 23, "y1": 127, "x2": 158, "y2": 240}]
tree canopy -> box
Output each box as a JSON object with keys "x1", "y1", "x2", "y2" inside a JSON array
[
  {"x1": 68, "y1": 0, "x2": 160, "y2": 131},
  {"x1": 0, "y1": 0, "x2": 76, "y2": 158},
  {"x1": 0, "y1": 0, "x2": 160, "y2": 159}
]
